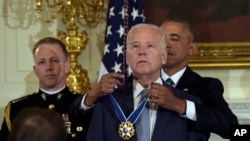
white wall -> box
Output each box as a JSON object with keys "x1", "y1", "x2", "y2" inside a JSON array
[
  {"x1": 0, "y1": 0, "x2": 105, "y2": 124},
  {"x1": 195, "y1": 69, "x2": 250, "y2": 100}
]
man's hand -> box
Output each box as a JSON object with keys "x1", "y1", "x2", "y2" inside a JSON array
[
  {"x1": 84, "y1": 73, "x2": 124, "y2": 106},
  {"x1": 148, "y1": 83, "x2": 186, "y2": 115}
]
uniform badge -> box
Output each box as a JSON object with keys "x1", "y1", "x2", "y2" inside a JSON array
[
  {"x1": 62, "y1": 114, "x2": 72, "y2": 134},
  {"x1": 76, "y1": 126, "x2": 83, "y2": 132},
  {"x1": 41, "y1": 94, "x2": 46, "y2": 101},
  {"x1": 57, "y1": 93, "x2": 63, "y2": 100},
  {"x1": 48, "y1": 104, "x2": 55, "y2": 110}
]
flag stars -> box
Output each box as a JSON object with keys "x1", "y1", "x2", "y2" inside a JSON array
[
  {"x1": 104, "y1": 44, "x2": 110, "y2": 55},
  {"x1": 114, "y1": 44, "x2": 124, "y2": 57},
  {"x1": 119, "y1": 7, "x2": 125, "y2": 19},
  {"x1": 131, "y1": 8, "x2": 139, "y2": 21},
  {"x1": 109, "y1": 7, "x2": 115, "y2": 18},
  {"x1": 140, "y1": 14, "x2": 146, "y2": 22},
  {"x1": 112, "y1": 62, "x2": 122, "y2": 73},
  {"x1": 117, "y1": 25, "x2": 125, "y2": 38},
  {"x1": 100, "y1": 0, "x2": 144, "y2": 77},
  {"x1": 106, "y1": 26, "x2": 112, "y2": 37}
]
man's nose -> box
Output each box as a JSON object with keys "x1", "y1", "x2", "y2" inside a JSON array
[
  {"x1": 45, "y1": 62, "x2": 52, "y2": 70},
  {"x1": 138, "y1": 47, "x2": 146, "y2": 55},
  {"x1": 166, "y1": 40, "x2": 173, "y2": 48}
]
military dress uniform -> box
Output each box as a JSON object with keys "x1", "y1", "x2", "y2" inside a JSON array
[{"x1": 0, "y1": 87, "x2": 89, "y2": 141}]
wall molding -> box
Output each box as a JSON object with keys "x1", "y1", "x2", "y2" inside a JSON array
[{"x1": 229, "y1": 100, "x2": 250, "y2": 124}]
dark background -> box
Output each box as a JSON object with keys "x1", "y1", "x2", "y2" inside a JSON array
[{"x1": 144, "y1": 0, "x2": 250, "y2": 42}]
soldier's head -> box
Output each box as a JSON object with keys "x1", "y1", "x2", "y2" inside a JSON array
[{"x1": 32, "y1": 37, "x2": 70, "y2": 91}]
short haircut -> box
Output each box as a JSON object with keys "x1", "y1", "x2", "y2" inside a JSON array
[
  {"x1": 7, "y1": 107, "x2": 67, "y2": 141},
  {"x1": 127, "y1": 23, "x2": 167, "y2": 50},
  {"x1": 161, "y1": 18, "x2": 195, "y2": 42},
  {"x1": 33, "y1": 37, "x2": 68, "y2": 60}
]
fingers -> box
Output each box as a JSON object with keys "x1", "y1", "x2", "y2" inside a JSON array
[
  {"x1": 101, "y1": 73, "x2": 125, "y2": 86},
  {"x1": 148, "y1": 83, "x2": 169, "y2": 104},
  {"x1": 98, "y1": 73, "x2": 125, "y2": 95},
  {"x1": 148, "y1": 92, "x2": 158, "y2": 100},
  {"x1": 148, "y1": 83, "x2": 162, "y2": 99},
  {"x1": 150, "y1": 83, "x2": 167, "y2": 91}
]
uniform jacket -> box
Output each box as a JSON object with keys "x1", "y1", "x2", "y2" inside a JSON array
[
  {"x1": 86, "y1": 76, "x2": 201, "y2": 141},
  {"x1": 0, "y1": 87, "x2": 90, "y2": 141},
  {"x1": 175, "y1": 66, "x2": 238, "y2": 139}
]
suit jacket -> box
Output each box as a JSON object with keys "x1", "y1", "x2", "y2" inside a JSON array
[
  {"x1": 0, "y1": 87, "x2": 90, "y2": 141},
  {"x1": 175, "y1": 66, "x2": 238, "y2": 139},
  {"x1": 86, "y1": 76, "x2": 201, "y2": 141}
]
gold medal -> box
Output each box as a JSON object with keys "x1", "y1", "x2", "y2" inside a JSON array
[{"x1": 118, "y1": 121, "x2": 135, "y2": 140}]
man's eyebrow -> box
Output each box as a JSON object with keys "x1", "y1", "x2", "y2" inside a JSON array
[
  {"x1": 51, "y1": 57, "x2": 59, "y2": 59},
  {"x1": 169, "y1": 33, "x2": 180, "y2": 38}
]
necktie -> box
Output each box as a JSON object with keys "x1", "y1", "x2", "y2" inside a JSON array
[
  {"x1": 136, "y1": 89, "x2": 150, "y2": 141},
  {"x1": 166, "y1": 78, "x2": 174, "y2": 87}
]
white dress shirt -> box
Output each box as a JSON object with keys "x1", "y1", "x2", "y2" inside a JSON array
[{"x1": 133, "y1": 77, "x2": 162, "y2": 140}]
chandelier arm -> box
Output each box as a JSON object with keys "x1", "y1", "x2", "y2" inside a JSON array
[{"x1": 35, "y1": 0, "x2": 106, "y2": 93}]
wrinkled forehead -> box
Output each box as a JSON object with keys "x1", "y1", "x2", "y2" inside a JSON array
[
  {"x1": 129, "y1": 27, "x2": 161, "y2": 42},
  {"x1": 34, "y1": 43, "x2": 65, "y2": 60}
]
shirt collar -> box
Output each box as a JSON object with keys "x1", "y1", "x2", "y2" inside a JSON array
[
  {"x1": 133, "y1": 77, "x2": 163, "y2": 98},
  {"x1": 40, "y1": 85, "x2": 66, "y2": 95},
  {"x1": 161, "y1": 67, "x2": 186, "y2": 86}
]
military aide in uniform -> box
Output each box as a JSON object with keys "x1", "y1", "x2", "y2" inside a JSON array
[{"x1": 0, "y1": 37, "x2": 91, "y2": 141}]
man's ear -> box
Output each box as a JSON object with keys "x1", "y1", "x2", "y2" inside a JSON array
[
  {"x1": 161, "y1": 50, "x2": 168, "y2": 64},
  {"x1": 126, "y1": 51, "x2": 130, "y2": 66},
  {"x1": 189, "y1": 42, "x2": 198, "y2": 56},
  {"x1": 64, "y1": 61, "x2": 71, "y2": 73},
  {"x1": 33, "y1": 65, "x2": 38, "y2": 77}
]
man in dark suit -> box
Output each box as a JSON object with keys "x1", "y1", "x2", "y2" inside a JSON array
[
  {"x1": 86, "y1": 23, "x2": 201, "y2": 141},
  {"x1": 0, "y1": 37, "x2": 91, "y2": 141},
  {"x1": 160, "y1": 18, "x2": 238, "y2": 140}
]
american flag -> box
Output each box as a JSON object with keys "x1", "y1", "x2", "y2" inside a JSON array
[{"x1": 98, "y1": 0, "x2": 145, "y2": 82}]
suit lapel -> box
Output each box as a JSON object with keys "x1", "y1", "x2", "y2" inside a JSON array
[
  {"x1": 176, "y1": 66, "x2": 196, "y2": 93},
  {"x1": 113, "y1": 77, "x2": 134, "y2": 117},
  {"x1": 151, "y1": 107, "x2": 173, "y2": 141}
]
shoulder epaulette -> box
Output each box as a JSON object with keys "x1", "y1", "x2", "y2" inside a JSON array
[
  {"x1": 9, "y1": 95, "x2": 30, "y2": 104},
  {"x1": 5, "y1": 94, "x2": 35, "y2": 131},
  {"x1": 5, "y1": 102, "x2": 12, "y2": 131}
]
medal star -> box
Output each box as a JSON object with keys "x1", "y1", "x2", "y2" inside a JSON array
[
  {"x1": 118, "y1": 122, "x2": 135, "y2": 140},
  {"x1": 119, "y1": 123, "x2": 132, "y2": 137}
]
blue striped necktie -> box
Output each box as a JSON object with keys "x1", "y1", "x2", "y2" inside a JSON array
[{"x1": 136, "y1": 89, "x2": 150, "y2": 141}]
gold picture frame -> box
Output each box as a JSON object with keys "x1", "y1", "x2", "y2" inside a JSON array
[
  {"x1": 189, "y1": 42, "x2": 250, "y2": 69},
  {"x1": 144, "y1": 0, "x2": 250, "y2": 69}
]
